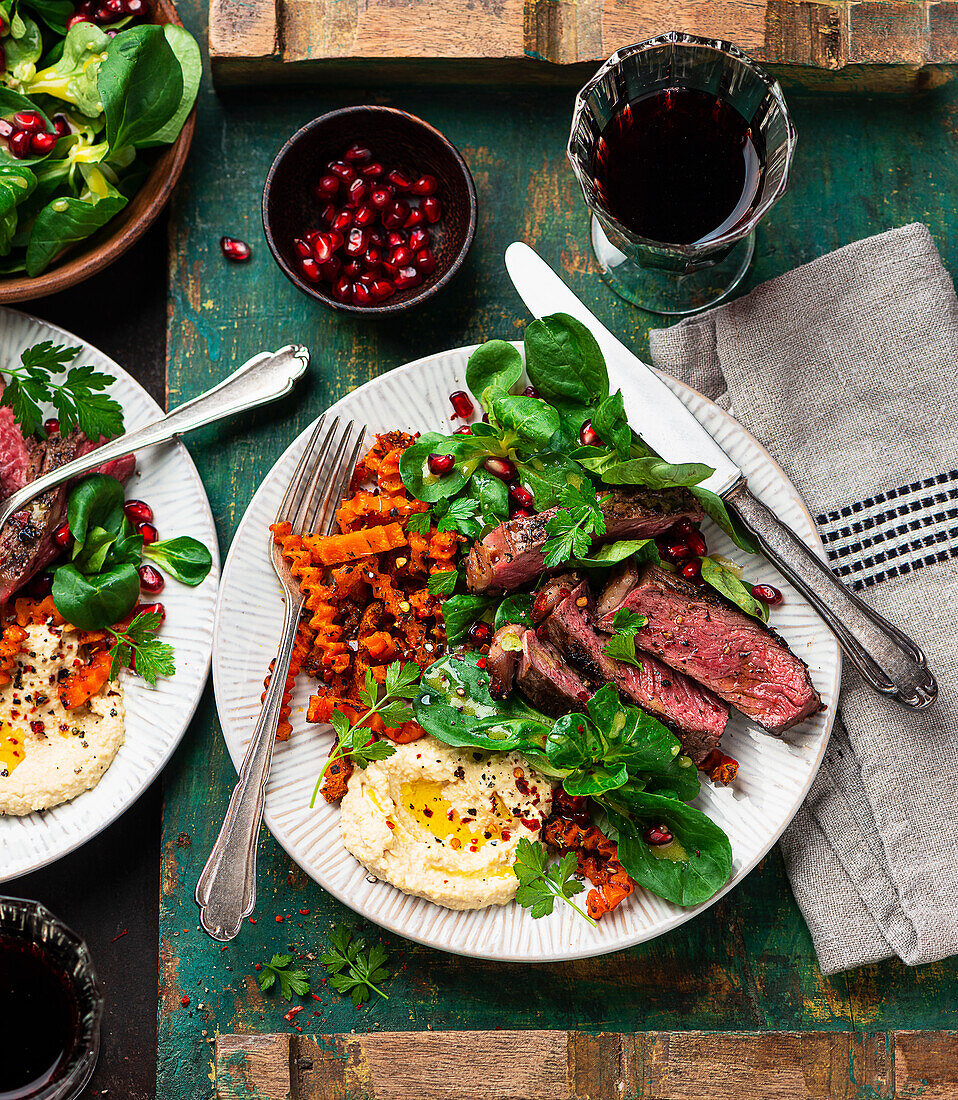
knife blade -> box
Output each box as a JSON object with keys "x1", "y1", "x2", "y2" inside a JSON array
[
  {"x1": 504, "y1": 241, "x2": 742, "y2": 498},
  {"x1": 504, "y1": 241, "x2": 937, "y2": 711}
]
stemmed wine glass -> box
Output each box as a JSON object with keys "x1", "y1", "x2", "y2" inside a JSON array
[{"x1": 568, "y1": 33, "x2": 797, "y2": 316}]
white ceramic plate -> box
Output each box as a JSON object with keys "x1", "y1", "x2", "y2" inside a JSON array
[
  {"x1": 213, "y1": 345, "x2": 840, "y2": 961},
  {"x1": 0, "y1": 309, "x2": 219, "y2": 883}
]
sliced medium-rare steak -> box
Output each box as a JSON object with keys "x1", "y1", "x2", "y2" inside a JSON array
[
  {"x1": 516, "y1": 628, "x2": 590, "y2": 718},
  {"x1": 545, "y1": 581, "x2": 729, "y2": 763},
  {"x1": 0, "y1": 407, "x2": 31, "y2": 500},
  {"x1": 466, "y1": 486, "x2": 703, "y2": 594},
  {"x1": 598, "y1": 564, "x2": 822, "y2": 734}
]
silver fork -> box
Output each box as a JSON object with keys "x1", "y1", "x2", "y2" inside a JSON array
[{"x1": 196, "y1": 415, "x2": 366, "y2": 942}]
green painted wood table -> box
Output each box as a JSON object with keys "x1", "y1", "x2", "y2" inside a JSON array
[{"x1": 157, "y1": 5, "x2": 958, "y2": 1096}]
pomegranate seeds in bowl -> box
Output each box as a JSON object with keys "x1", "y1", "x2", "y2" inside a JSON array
[{"x1": 263, "y1": 106, "x2": 477, "y2": 314}]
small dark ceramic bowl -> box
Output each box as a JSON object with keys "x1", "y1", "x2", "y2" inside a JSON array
[{"x1": 263, "y1": 107, "x2": 477, "y2": 316}]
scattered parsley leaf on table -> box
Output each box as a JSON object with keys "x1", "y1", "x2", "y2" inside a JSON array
[
  {"x1": 1, "y1": 341, "x2": 124, "y2": 439},
  {"x1": 542, "y1": 486, "x2": 608, "y2": 567},
  {"x1": 107, "y1": 610, "x2": 176, "y2": 685},
  {"x1": 602, "y1": 608, "x2": 648, "y2": 668},
  {"x1": 257, "y1": 954, "x2": 310, "y2": 1001},
  {"x1": 513, "y1": 838, "x2": 596, "y2": 926},
  {"x1": 321, "y1": 925, "x2": 393, "y2": 1006}
]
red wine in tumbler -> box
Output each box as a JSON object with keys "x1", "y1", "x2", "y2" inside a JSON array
[{"x1": 591, "y1": 87, "x2": 764, "y2": 246}]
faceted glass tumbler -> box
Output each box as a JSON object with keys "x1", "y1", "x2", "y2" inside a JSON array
[{"x1": 568, "y1": 32, "x2": 797, "y2": 316}]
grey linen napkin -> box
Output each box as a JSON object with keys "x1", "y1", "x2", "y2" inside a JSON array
[{"x1": 648, "y1": 223, "x2": 958, "y2": 974}]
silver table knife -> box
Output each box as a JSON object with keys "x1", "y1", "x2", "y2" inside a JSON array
[{"x1": 505, "y1": 242, "x2": 937, "y2": 710}]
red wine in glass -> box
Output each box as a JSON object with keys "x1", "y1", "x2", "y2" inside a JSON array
[{"x1": 591, "y1": 87, "x2": 764, "y2": 247}]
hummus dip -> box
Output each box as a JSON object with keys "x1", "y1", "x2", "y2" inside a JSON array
[
  {"x1": 0, "y1": 622, "x2": 125, "y2": 816},
  {"x1": 340, "y1": 737, "x2": 552, "y2": 910}
]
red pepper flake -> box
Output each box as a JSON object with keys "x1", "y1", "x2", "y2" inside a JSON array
[
  {"x1": 386, "y1": 821, "x2": 395, "y2": 829},
  {"x1": 275, "y1": 915, "x2": 284, "y2": 923},
  {"x1": 180, "y1": 996, "x2": 190, "y2": 1007},
  {"x1": 476, "y1": 657, "x2": 487, "y2": 669},
  {"x1": 248, "y1": 917, "x2": 257, "y2": 924},
  {"x1": 284, "y1": 1006, "x2": 305, "y2": 1022},
  {"x1": 299, "y1": 908, "x2": 310, "y2": 916}
]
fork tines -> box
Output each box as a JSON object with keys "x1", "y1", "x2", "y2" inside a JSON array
[{"x1": 277, "y1": 416, "x2": 366, "y2": 540}]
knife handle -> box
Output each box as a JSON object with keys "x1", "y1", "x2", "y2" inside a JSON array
[{"x1": 726, "y1": 484, "x2": 938, "y2": 710}]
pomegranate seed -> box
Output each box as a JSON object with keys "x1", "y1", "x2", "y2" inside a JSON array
[
  {"x1": 53, "y1": 522, "x2": 71, "y2": 548},
  {"x1": 43, "y1": 417, "x2": 59, "y2": 435},
  {"x1": 123, "y1": 499, "x2": 153, "y2": 524},
  {"x1": 346, "y1": 178, "x2": 367, "y2": 206},
  {"x1": 403, "y1": 207, "x2": 425, "y2": 229},
  {"x1": 579, "y1": 419, "x2": 602, "y2": 446},
  {"x1": 371, "y1": 280, "x2": 395, "y2": 302},
  {"x1": 327, "y1": 229, "x2": 344, "y2": 253},
  {"x1": 345, "y1": 228, "x2": 368, "y2": 257},
  {"x1": 0, "y1": 120, "x2": 13, "y2": 139},
  {"x1": 14, "y1": 112, "x2": 44, "y2": 132},
  {"x1": 422, "y1": 196, "x2": 442, "y2": 223},
  {"x1": 509, "y1": 485, "x2": 534, "y2": 510},
  {"x1": 368, "y1": 228, "x2": 385, "y2": 248},
  {"x1": 687, "y1": 530, "x2": 707, "y2": 557},
  {"x1": 66, "y1": 11, "x2": 90, "y2": 26},
  {"x1": 390, "y1": 244, "x2": 413, "y2": 268},
  {"x1": 50, "y1": 115, "x2": 69, "y2": 138},
  {"x1": 315, "y1": 174, "x2": 340, "y2": 199},
  {"x1": 370, "y1": 186, "x2": 393, "y2": 210},
  {"x1": 31, "y1": 131, "x2": 57, "y2": 154},
  {"x1": 415, "y1": 248, "x2": 437, "y2": 274},
  {"x1": 449, "y1": 391, "x2": 474, "y2": 418},
  {"x1": 318, "y1": 256, "x2": 341, "y2": 282},
  {"x1": 331, "y1": 209, "x2": 352, "y2": 233},
  {"x1": 381, "y1": 262, "x2": 399, "y2": 280},
  {"x1": 292, "y1": 238, "x2": 311, "y2": 259},
  {"x1": 343, "y1": 259, "x2": 362, "y2": 278},
  {"x1": 360, "y1": 161, "x2": 384, "y2": 179},
  {"x1": 328, "y1": 162, "x2": 356, "y2": 183},
  {"x1": 681, "y1": 559, "x2": 702, "y2": 581},
  {"x1": 408, "y1": 227, "x2": 430, "y2": 252},
  {"x1": 353, "y1": 204, "x2": 376, "y2": 228},
  {"x1": 9, "y1": 131, "x2": 31, "y2": 158},
  {"x1": 332, "y1": 276, "x2": 353, "y2": 303},
  {"x1": 125, "y1": 0, "x2": 146, "y2": 14},
  {"x1": 363, "y1": 246, "x2": 383, "y2": 271},
  {"x1": 386, "y1": 230, "x2": 406, "y2": 249},
  {"x1": 454, "y1": 425, "x2": 472, "y2": 435},
  {"x1": 138, "y1": 522, "x2": 158, "y2": 546},
  {"x1": 220, "y1": 236, "x2": 251, "y2": 262},
  {"x1": 300, "y1": 258, "x2": 321, "y2": 283},
  {"x1": 387, "y1": 168, "x2": 412, "y2": 191},
  {"x1": 427, "y1": 454, "x2": 455, "y2": 476},
  {"x1": 467, "y1": 621, "x2": 491, "y2": 645},
  {"x1": 510, "y1": 507, "x2": 534, "y2": 519},
  {"x1": 319, "y1": 202, "x2": 338, "y2": 225},
  {"x1": 357, "y1": 271, "x2": 377, "y2": 288},
  {"x1": 382, "y1": 200, "x2": 410, "y2": 230},
  {"x1": 483, "y1": 457, "x2": 517, "y2": 483},
  {"x1": 675, "y1": 517, "x2": 695, "y2": 536},
  {"x1": 344, "y1": 142, "x2": 372, "y2": 164},
  {"x1": 140, "y1": 601, "x2": 165, "y2": 622},
  {"x1": 522, "y1": 385, "x2": 540, "y2": 398},
  {"x1": 311, "y1": 234, "x2": 334, "y2": 263},
  {"x1": 752, "y1": 583, "x2": 783, "y2": 606},
  {"x1": 93, "y1": 7, "x2": 114, "y2": 23},
  {"x1": 393, "y1": 266, "x2": 422, "y2": 290},
  {"x1": 411, "y1": 174, "x2": 437, "y2": 196},
  {"x1": 352, "y1": 282, "x2": 374, "y2": 307},
  {"x1": 644, "y1": 824, "x2": 674, "y2": 846},
  {"x1": 138, "y1": 564, "x2": 164, "y2": 594},
  {"x1": 662, "y1": 541, "x2": 693, "y2": 563}
]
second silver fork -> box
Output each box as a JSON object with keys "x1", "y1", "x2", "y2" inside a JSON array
[{"x1": 196, "y1": 415, "x2": 365, "y2": 942}]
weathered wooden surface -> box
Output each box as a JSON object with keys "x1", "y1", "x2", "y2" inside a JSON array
[
  {"x1": 159, "y1": 2, "x2": 958, "y2": 1099},
  {"x1": 213, "y1": 1030, "x2": 958, "y2": 1099},
  {"x1": 209, "y1": 0, "x2": 958, "y2": 88}
]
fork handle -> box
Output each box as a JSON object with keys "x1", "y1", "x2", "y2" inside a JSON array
[{"x1": 195, "y1": 597, "x2": 303, "y2": 941}]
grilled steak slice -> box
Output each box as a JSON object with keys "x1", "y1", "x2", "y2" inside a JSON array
[
  {"x1": 466, "y1": 486, "x2": 703, "y2": 594},
  {"x1": 486, "y1": 623, "x2": 524, "y2": 699},
  {"x1": 0, "y1": 406, "x2": 30, "y2": 499},
  {"x1": 597, "y1": 564, "x2": 822, "y2": 734},
  {"x1": 0, "y1": 432, "x2": 135, "y2": 606},
  {"x1": 545, "y1": 581, "x2": 728, "y2": 763},
  {"x1": 516, "y1": 628, "x2": 590, "y2": 718}
]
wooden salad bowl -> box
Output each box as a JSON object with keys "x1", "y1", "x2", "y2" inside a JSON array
[{"x1": 0, "y1": 0, "x2": 196, "y2": 304}]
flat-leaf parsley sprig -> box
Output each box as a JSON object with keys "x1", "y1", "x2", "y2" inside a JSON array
[
  {"x1": 513, "y1": 838, "x2": 596, "y2": 927},
  {"x1": 601, "y1": 608, "x2": 648, "y2": 669},
  {"x1": 542, "y1": 485, "x2": 609, "y2": 568},
  {"x1": 309, "y1": 660, "x2": 421, "y2": 808},
  {"x1": 1, "y1": 341, "x2": 125, "y2": 439},
  {"x1": 257, "y1": 954, "x2": 310, "y2": 1001},
  {"x1": 107, "y1": 610, "x2": 176, "y2": 686},
  {"x1": 320, "y1": 924, "x2": 393, "y2": 1006}
]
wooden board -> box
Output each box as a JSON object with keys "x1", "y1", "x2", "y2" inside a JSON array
[
  {"x1": 209, "y1": 0, "x2": 958, "y2": 89},
  {"x1": 214, "y1": 1030, "x2": 958, "y2": 1099}
]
